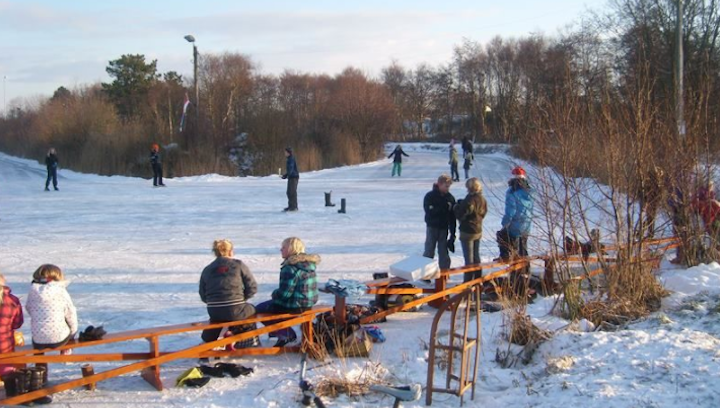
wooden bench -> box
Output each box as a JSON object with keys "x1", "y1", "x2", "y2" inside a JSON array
[{"x1": 0, "y1": 306, "x2": 331, "y2": 406}]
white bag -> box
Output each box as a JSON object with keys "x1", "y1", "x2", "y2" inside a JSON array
[{"x1": 389, "y1": 255, "x2": 440, "y2": 281}]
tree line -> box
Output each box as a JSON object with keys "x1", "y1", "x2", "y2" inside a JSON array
[{"x1": 0, "y1": 0, "x2": 719, "y2": 178}]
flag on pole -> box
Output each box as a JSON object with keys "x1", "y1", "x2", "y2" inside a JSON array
[{"x1": 179, "y1": 92, "x2": 191, "y2": 132}]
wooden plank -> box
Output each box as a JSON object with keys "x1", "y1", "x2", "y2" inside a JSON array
[
  {"x1": 140, "y1": 336, "x2": 162, "y2": 391},
  {"x1": 0, "y1": 307, "x2": 332, "y2": 361},
  {"x1": 0, "y1": 314, "x2": 315, "y2": 406}
]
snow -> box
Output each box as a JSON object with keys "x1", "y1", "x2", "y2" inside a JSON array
[{"x1": 1, "y1": 145, "x2": 720, "y2": 407}]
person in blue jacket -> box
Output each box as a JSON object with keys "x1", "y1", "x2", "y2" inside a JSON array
[
  {"x1": 497, "y1": 166, "x2": 534, "y2": 261},
  {"x1": 282, "y1": 147, "x2": 300, "y2": 212}
]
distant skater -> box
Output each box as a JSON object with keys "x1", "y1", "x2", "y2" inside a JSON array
[
  {"x1": 388, "y1": 145, "x2": 409, "y2": 177},
  {"x1": 449, "y1": 144, "x2": 460, "y2": 182},
  {"x1": 45, "y1": 148, "x2": 59, "y2": 191},
  {"x1": 281, "y1": 147, "x2": 299, "y2": 212},
  {"x1": 150, "y1": 144, "x2": 165, "y2": 187},
  {"x1": 463, "y1": 150, "x2": 474, "y2": 180},
  {"x1": 461, "y1": 137, "x2": 473, "y2": 157}
]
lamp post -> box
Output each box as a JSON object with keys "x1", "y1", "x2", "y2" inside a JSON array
[
  {"x1": 2, "y1": 75, "x2": 6, "y2": 117},
  {"x1": 184, "y1": 35, "x2": 199, "y2": 127}
]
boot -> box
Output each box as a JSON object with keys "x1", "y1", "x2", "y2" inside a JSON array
[
  {"x1": 26, "y1": 367, "x2": 52, "y2": 405},
  {"x1": 324, "y1": 192, "x2": 335, "y2": 207}
]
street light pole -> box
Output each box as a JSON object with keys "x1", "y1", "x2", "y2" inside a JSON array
[{"x1": 2, "y1": 75, "x2": 6, "y2": 117}]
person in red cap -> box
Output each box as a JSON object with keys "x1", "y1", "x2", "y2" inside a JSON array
[
  {"x1": 150, "y1": 144, "x2": 165, "y2": 187},
  {"x1": 497, "y1": 166, "x2": 533, "y2": 262}
]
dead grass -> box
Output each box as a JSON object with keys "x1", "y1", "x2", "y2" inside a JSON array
[{"x1": 314, "y1": 361, "x2": 386, "y2": 399}]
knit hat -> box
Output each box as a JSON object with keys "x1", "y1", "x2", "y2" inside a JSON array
[
  {"x1": 511, "y1": 166, "x2": 526, "y2": 178},
  {"x1": 285, "y1": 147, "x2": 293, "y2": 154}
]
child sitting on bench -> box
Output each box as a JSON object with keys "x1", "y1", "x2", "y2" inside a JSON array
[
  {"x1": 199, "y1": 239, "x2": 260, "y2": 348},
  {"x1": 26, "y1": 265, "x2": 78, "y2": 353},
  {"x1": 0, "y1": 272, "x2": 24, "y2": 377},
  {"x1": 255, "y1": 237, "x2": 320, "y2": 347}
]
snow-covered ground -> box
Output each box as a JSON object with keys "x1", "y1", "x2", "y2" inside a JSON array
[{"x1": 0, "y1": 145, "x2": 718, "y2": 407}]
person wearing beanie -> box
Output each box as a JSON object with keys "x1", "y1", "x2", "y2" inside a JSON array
[
  {"x1": 150, "y1": 144, "x2": 165, "y2": 187},
  {"x1": 423, "y1": 174, "x2": 457, "y2": 270},
  {"x1": 497, "y1": 166, "x2": 534, "y2": 262},
  {"x1": 454, "y1": 178, "x2": 487, "y2": 281},
  {"x1": 281, "y1": 147, "x2": 300, "y2": 211}
]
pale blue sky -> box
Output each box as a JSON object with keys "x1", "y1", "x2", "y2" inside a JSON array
[{"x1": 0, "y1": 0, "x2": 605, "y2": 112}]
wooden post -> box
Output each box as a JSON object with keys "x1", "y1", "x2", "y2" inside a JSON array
[
  {"x1": 81, "y1": 364, "x2": 96, "y2": 391},
  {"x1": 334, "y1": 295, "x2": 347, "y2": 325},
  {"x1": 140, "y1": 336, "x2": 163, "y2": 391},
  {"x1": 429, "y1": 274, "x2": 448, "y2": 308}
]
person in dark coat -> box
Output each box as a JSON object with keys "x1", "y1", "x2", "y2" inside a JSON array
[
  {"x1": 150, "y1": 144, "x2": 165, "y2": 187},
  {"x1": 282, "y1": 147, "x2": 300, "y2": 211},
  {"x1": 199, "y1": 239, "x2": 259, "y2": 348},
  {"x1": 388, "y1": 145, "x2": 409, "y2": 177},
  {"x1": 423, "y1": 174, "x2": 457, "y2": 269},
  {"x1": 463, "y1": 151, "x2": 474, "y2": 180},
  {"x1": 461, "y1": 137, "x2": 473, "y2": 157},
  {"x1": 497, "y1": 166, "x2": 534, "y2": 262},
  {"x1": 454, "y1": 178, "x2": 488, "y2": 281},
  {"x1": 449, "y1": 145, "x2": 460, "y2": 182},
  {"x1": 44, "y1": 148, "x2": 59, "y2": 191}
]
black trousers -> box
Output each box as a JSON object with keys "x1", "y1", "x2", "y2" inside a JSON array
[
  {"x1": 152, "y1": 163, "x2": 163, "y2": 186},
  {"x1": 497, "y1": 229, "x2": 528, "y2": 260},
  {"x1": 45, "y1": 168, "x2": 58, "y2": 189},
  {"x1": 287, "y1": 177, "x2": 299, "y2": 210},
  {"x1": 450, "y1": 162, "x2": 460, "y2": 181},
  {"x1": 201, "y1": 303, "x2": 257, "y2": 343}
]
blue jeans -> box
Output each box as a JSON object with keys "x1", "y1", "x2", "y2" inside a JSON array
[{"x1": 391, "y1": 163, "x2": 402, "y2": 177}]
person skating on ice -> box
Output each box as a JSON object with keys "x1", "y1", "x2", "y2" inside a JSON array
[
  {"x1": 281, "y1": 147, "x2": 299, "y2": 212},
  {"x1": 150, "y1": 144, "x2": 165, "y2": 187},
  {"x1": 463, "y1": 150, "x2": 474, "y2": 180},
  {"x1": 449, "y1": 144, "x2": 460, "y2": 182},
  {"x1": 388, "y1": 144, "x2": 409, "y2": 177},
  {"x1": 45, "y1": 148, "x2": 59, "y2": 191}
]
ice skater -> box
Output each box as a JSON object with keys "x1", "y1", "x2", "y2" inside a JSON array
[
  {"x1": 463, "y1": 150, "x2": 474, "y2": 180},
  {"x1": 388, "y1": 145, "x2": 409, "y2": 177},
  {"x1": 44, "y1": 148, "x2": 59, "y2": 191},
  {"x1": 449, "y1": 144, "x2": 460, "y2": 182},
  {"x1": 281, "y1": 147, "x2": 300, "y2": 212},
  {"x1": 150, "y1": 144, "x2": 165, "y2": 187},
  {"x1": 253, "y1": 237, "x2": 319, "y2": 347}
]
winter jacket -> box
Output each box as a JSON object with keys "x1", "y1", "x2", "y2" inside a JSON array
[
  {"x1": 462, "y1": 139, "x2": 473, "y2": 156},
  {"x1": 285, "y1": 155, "x2": 299, "y2": 179},
  {"x1": 26, "y1": 280, "x2": 78, "y2": 345},
  {"x1": 449, "y1": 148, "x2": 459, "y2": 164},
  {"x1": 150, "y1": 150, "x2": 161, "y2": 165},
  {"x1": 501, "y1": 178, "x2": 534, "y2": 237},
  {"x1": 454, "y1": 192, "x2": 487, "y2": 238},
  {"x1": 45, "y1": 154, "x2": 58, "y2": 170},
  {"x1": 388, "y1": 148, "x2": 409, "y2": 164},
  {"x1": 0, "y1": 286, "x2": 23, "y2": 354},
  {"x1": 693, "y1": 188, "x2": 720, "y2": 233},
  {"x1": 424, "y1": 184, "x2": 457, "y2": 233},
  {"x1": 199, "y1": 257, "x2": 258, "y2": 308},
  {"x1": 271, "y1": 254, "x2": 320, "y2": 310}
]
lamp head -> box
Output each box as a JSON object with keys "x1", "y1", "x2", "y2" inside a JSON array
[{"x1": 184, "y1": 35, "x2": 196, "y2": 43}]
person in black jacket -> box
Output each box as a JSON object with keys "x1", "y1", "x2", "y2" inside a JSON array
[
  {"x1": 388, "y1": 145, "x2": 409, "y2": 177},
  {"x1": 44, "y1": 148, "x2": 59, "y2": 191},
  {"x1": 423, "y1": 174, "x2": 457, "y2": 269},
  {"x1": 150, "y1": 144, "x2": 165, "y2": 187},
  {"x1": 199, "y1": 239, "x2": 259, "y2": 348},
  {"x1": 282, "y1": 147, "x2": 300, "y2": 211},
  {"x1": 454, "y1": 177, "x2": 488, "y2": 281}
]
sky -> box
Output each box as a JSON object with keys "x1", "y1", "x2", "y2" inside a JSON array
[{"x1": 0, "y1": 0, "x2": 604, "y2": 113}]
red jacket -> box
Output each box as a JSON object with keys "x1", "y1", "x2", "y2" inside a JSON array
[{"x1": 0, "y1": 286, "x2": 24, "y2": 353}]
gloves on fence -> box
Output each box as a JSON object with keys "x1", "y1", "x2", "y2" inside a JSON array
[{"x1": 78, "y1": 325, "x2": 107, "y2": 342}]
